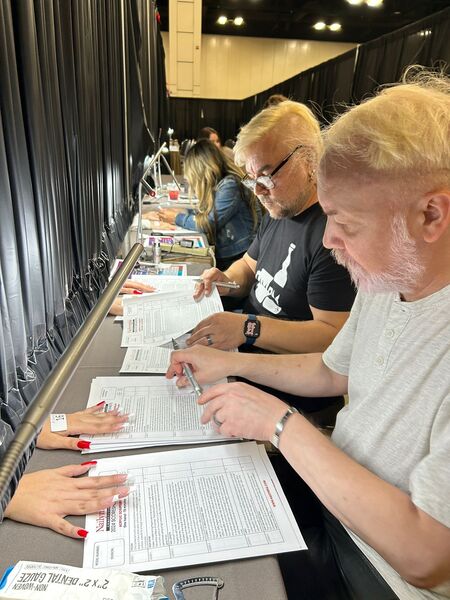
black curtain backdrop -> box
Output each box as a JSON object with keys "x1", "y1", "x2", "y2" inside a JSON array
[
  {"x1": 352, "y1": 9, "x2": 450, "y2": 98},
  {"x1": 0, "y1": 0, "x2": 166, "y2": 516},
  {"x1": 169, "y1": 6, "x2": 450, "y2": 141},
  {"x1": 169, "y1": 97, "x2": 244, "y2": 146}
]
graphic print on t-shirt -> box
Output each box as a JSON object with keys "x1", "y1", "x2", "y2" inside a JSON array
[{"x1": 254, "y1": 243, "x2": 296, "y2": 314}]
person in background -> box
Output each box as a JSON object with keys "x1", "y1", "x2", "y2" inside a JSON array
[
  {"x1": 224, "y1": 138, "x2": 236, "y2": 150},
  {"x1": 158, "y1": 139, "x2": 261, "y2": 270},
  {"x1": 263, "y1": 93, "x2": 289, "y2": 109},
  {"x1": 167, "y1": 69, "x2": 450, "y2": 599},
  {"x1": 198, "y1": 126, "x2": 221, "y2": 147},
  {"x1": 198, "y1": 126, "x2": 234, "y2": 160}
]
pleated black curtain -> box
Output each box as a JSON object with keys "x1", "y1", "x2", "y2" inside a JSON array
[
  {"x1": 169, "y1": 97, "x2": 244, "y2": 145},
  {"x1": 352, "y1": 8, "x2": 450, "y2": 98},
  {"x1": 0, "y1": 0, "x2": 166, "y2": 516},
  {"x1": 170, "y1": 6, "x2": 450, "y2": 138}
]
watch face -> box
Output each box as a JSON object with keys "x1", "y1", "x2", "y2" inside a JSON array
[{"x1": 244, "y1": 319, "x2": 260, "y2": 338}]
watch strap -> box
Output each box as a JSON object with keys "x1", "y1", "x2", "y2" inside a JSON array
[{"x1": 271, "y1": 406, "x2": 299, "y2": 448}]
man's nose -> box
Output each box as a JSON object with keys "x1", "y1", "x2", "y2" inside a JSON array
[
  {"x1": 323, "y1": 219, "x2": 343, "y2": 250},
  {"x1": 255, "y1": 182, "x2": 269, "y2": 195}
]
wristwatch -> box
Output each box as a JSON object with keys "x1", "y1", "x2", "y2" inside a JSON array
[
  {"x1": 243, "y1": 314, "x2": 260, "y2": 346},
  {"x1": 271, "y1": 406, "x2": 299, "y2": 449}
]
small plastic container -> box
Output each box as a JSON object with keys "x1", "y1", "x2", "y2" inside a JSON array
[{"x1": 168, "y1": 189, "x2": 179, "y2": 200}]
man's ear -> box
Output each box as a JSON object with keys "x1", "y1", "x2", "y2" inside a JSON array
[{"x1": 421, "y1": 190, "x2": 450, "y2": 243}]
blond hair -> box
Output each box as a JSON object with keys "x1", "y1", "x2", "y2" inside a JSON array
[
  {"x1": 234, "y1": 100, "x2": 323, "y2": 168},
  {"x1": 184, "y1": 139, "x2": 260, "y2": 243},
  {"x1": 320, "y1": 67, "x2": 450, "y2": 185}
]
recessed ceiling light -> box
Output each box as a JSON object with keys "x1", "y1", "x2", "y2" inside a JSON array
[
  {"x1": 329, "y1": 22, "x2": 342, "y2": 31},
  {"x1": 234, "y1": 16, "x2": 244, "y2": 26},
  {"x1": 366, "y1": 0, "x2": 383, "y2": 7},
  {"x1": 313, "y1": 21, "x2": 327, "y2": 31},
  {"x1": 217, "y1": 15, "x2": 228, "y2": 25},
  {"x1": 347, "y1": 0, "x2": 364, "y2": 4}
]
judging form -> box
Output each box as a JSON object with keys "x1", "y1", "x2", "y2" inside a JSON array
[
  {"x1": 80, "y1": 377, "x2": 232, "y2": 452},
  {"x1": 83, "y1": 442, "x2": 306, "y2": 571},
  {"x1": 121, "y1": 289, "x2": 223, "y2": 347},
  {"x1": 120, "y1": 346, "x2": 171, "y2": 373}
]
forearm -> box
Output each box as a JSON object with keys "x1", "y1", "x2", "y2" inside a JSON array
[
  {"x1": 175, "y1": 211, "x2": 196, "y2": 230},
  {"x1": 235, "y1": 352, "x2": 346, "y2": 397},
  {"x1": 255, "y1": 317, "x2": 342, "y2": 354},
  {"x1": 280, "y1": 416, "x2": 450, "y2": 587},
  {"x1": 223, "y1": 256, "x2": 255, "y2": 297}
]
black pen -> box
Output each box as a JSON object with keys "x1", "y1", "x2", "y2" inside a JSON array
[{"x1": 171, "y1": 338, "x2": 203, "y2": 398}]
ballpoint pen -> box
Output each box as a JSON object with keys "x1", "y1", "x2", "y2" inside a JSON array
[
  {"x1": 171, "y1": 338, "x2": 203, "y2": 398},
  {"x1": 194, "y1": 279, "x2": 240, "y2": 289}
]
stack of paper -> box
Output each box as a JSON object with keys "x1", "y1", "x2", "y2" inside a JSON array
[
  {"x1": 79, "y1": 376, "x2": 233, "y2": 453},
  {"x1": 83, "y1": 442, "x2": 307, "y2": 572},
  {"x1": 121, "y1": 288, "x2": 223, "y2": 347}
]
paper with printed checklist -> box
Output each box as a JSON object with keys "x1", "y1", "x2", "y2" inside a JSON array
[
  {"x1": 120, "y1": 346, "x2": 171, "y2": 373},
  {"x1": 83, "y1": 441, "x2": 306, "y2": 571},
  {"x1": 121, "y1": 288, "x2": 223, "y2": 347},
  {"x1": 120, "y1": 333, "x2": 192, "y2": 373},
  {"x1": 80, "y1": 376, "x2": 233, "y2": 453},
  {"x1": 113, "y1": 276, "x2": 200, "y2": 323}
]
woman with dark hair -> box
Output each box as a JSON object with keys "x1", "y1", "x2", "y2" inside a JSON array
[{"x1": 159, "y1": 139, "x2": 261, "y2": 270}]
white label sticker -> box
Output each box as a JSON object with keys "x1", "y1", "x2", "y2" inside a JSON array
[{"x1": 50, "y1": 413, "x2": 67, "y2": 432}]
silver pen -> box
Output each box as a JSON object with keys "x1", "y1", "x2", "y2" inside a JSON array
[
  {"x1": 171, "y1": 338, "x2": 203, "y2": 398},
  {"x1": 194, "y1": 279, "x2": 240, "y2": 290}
]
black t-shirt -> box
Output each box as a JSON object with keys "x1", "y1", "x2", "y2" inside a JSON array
[{"x1": 244, "y1": 203, "x2": 355, "y2": 319}]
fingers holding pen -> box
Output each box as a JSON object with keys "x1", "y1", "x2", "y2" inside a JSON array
[
  {"x1": 166, "y1": 346, "x2": 239, "y2": 387},
  {"x1": 193, "y1": 268, "x2": 231, "y2": 300}
]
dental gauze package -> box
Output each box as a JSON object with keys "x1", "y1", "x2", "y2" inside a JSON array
[{"x1": 0, "y1": 561, "x2": 167, "y2": 600}]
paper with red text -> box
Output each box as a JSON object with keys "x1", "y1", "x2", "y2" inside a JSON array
[{"x1": 83, "y1": 442, "x2": 306, "y2": 571}]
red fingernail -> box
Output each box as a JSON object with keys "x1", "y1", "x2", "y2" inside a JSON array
[
  {"x1": 81, "y1": 460, "x2": 97, "y2": 466},
  {"x1": 133, "y1": 290, "x2": 143, "y2": 295},
  {"x1": 96, "y1": 400, "x2": 105, "y2": 406},
  {"x1": 77, "y1": 529, "x2": 88, "y2": 538},
  {"x1": 77, "y1": 440, "x2": 91, "y2": 449}
]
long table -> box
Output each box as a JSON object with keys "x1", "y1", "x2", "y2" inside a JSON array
[{"x1": 0, "y1": 316, "x2": 288, "y2": 600}]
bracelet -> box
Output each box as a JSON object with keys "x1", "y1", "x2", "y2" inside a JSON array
[
  {"x1": 271, "y1": 406, "x2": 298, "y2": 449},
  {"x1": 50, "y1": 413, "x2": 68, "y2": 432}
]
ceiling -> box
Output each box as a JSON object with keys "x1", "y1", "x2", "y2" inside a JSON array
[{"x1": 157, "y1": 0, "x2": 448, "y2": 43}]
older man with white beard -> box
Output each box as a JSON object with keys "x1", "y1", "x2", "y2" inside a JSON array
[{"x1": 167, "y1": 70, "x2": 450, "y2": 599}]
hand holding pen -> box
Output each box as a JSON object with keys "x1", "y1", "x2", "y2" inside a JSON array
[
  {"x1": 194, "y1": 279, "x2": 240, "y2": 290},
  {"x1": 171, "y1": 339, "x2": 203, "y2": 398},
  {"x1": 193, "y1": 267, "x2": 241, "y2": 300}
]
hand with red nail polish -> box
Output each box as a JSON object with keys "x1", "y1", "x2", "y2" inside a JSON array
[
  {"x1": 108, "y1": 280, "x2": 156, "y2": 316},
  {"x1": 4, "y1": 464, "x2": 130, "y2": 539},
  {"x1": 37, "y1": 404, "x2": 129, "y2": 451}
]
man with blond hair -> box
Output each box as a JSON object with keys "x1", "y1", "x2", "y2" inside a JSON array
[
  {"x1": 168, "y1": 71, "x2": 450, "y2": 598},
  {"x1": 188, "y1": 101, "x2": 355, "y2": 425}
]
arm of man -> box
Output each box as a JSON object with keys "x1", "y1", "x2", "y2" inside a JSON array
[
  {"x1": 197, "y1": 379, "x2": 450, "y2": 589},
  {"x1": 188, "y1": 305, "x2": 349, "y2": 352},
  {"x1": 279, "y1": 414, "x2": 450, "y2": 588},
  {"x1": 193, "y1": 253, "x2": 256, "y2": 300},
  {"x1": 167, "y1": 345, "x2": 347, "y2": 398},
  {"x1": 253, "y1": 306, "x2": 349, "y2": 353}
]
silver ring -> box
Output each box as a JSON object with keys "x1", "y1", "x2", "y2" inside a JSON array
[
  {"x1": 206, "y1": 334, "x2": 213, "y2": 346},
  {"x1": 213, "y1": 413, "x2": 223, "y2": 427}
]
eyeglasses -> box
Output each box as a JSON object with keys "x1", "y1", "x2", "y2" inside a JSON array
[{"x1": 241, "y1": 143, "x2": 304, "y2": 192}]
